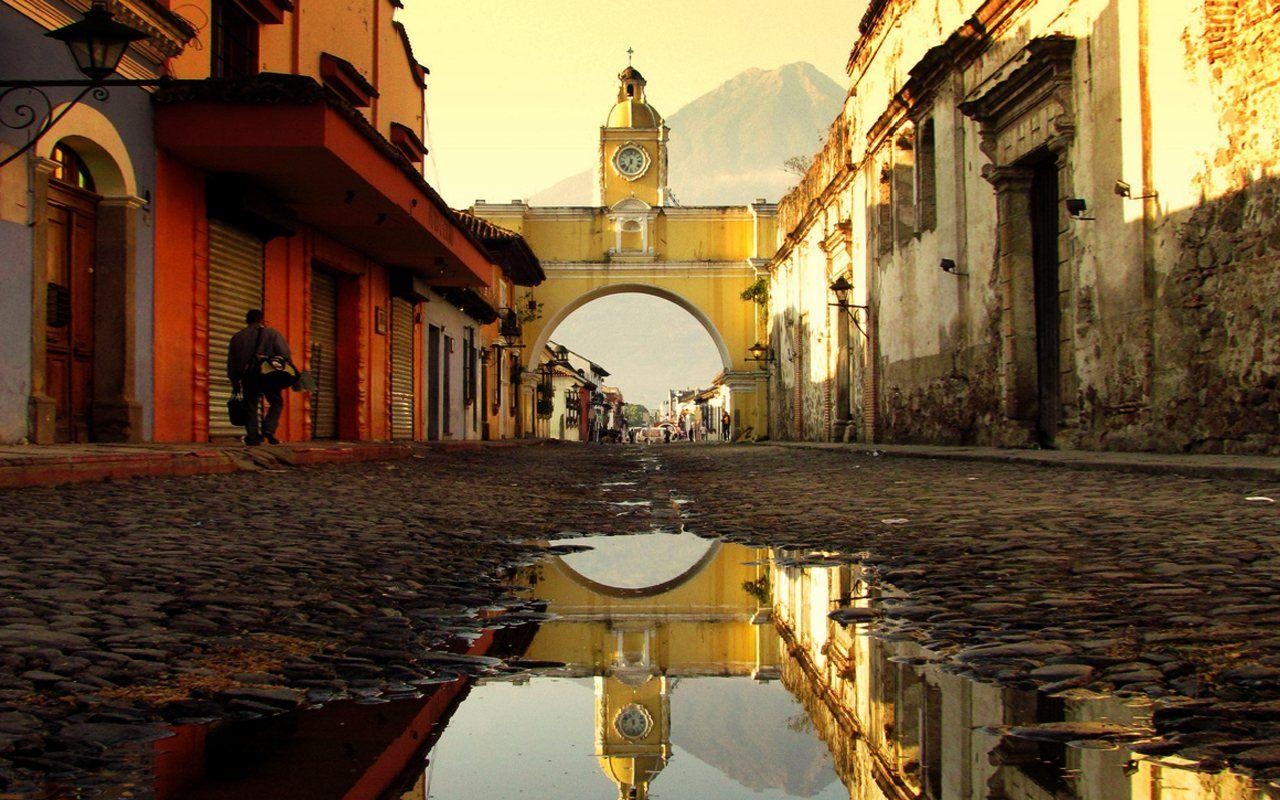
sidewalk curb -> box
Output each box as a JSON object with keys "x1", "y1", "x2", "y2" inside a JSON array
[
  {"x1": 0, "y1": 438, "x2": 553, "y2": 490},
  {"x1": 764, "y1": 441, "x2": 1280, "y2": 482}
]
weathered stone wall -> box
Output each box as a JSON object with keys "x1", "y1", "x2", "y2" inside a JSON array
[
  {"x1": 766, "y1": 0, "x2": 1278, "y2": 453},
  {"x1": 1144, "y1": 0, "x2": 1280, "y2": 454}
]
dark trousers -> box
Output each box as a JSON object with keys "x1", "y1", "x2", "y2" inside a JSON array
[{"x1": 243, "y1": 377, "x2": 284, "y2": 442}]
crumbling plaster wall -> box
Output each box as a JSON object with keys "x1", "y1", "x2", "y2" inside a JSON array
[
  {"x1": 1145, "y1": 0, "x2": 1280, "y2": 454},
  {"x1": 771, "y1": 0, "x2": 1277, "y2": 451}
]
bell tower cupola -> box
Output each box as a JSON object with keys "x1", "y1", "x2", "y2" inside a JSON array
[{"x1": 598, "y1": 57, "x2": 669, "y2": 209}]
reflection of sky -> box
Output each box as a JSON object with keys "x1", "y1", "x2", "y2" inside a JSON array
[
  {"x1": 556, "y1": 531, "x2": 716, "y2": 589},
  {"x1": 426, "y1": 677, "x2": 845, "y2": 800}
]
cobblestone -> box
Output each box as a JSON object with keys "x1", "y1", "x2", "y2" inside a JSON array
[{"x1": 0, "y1": 443, "x2": 1276, "y2": 791}]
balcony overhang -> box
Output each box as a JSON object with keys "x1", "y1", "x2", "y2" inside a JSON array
[{"x1": 154, "y1": 76, "x2": 490, "y2": 287}]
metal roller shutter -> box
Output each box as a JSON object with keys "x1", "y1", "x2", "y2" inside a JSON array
[
  {"x1": 310, "y1": 269, "x2": 339, "y2": 439},
  {"x1": 208, "y1": 221, "x2": 264, "y2": 440},
  {"x1": 390, "y1": 297, "x2": 415, "y2": 440}
]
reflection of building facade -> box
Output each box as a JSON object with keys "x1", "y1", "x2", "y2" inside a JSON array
[
  {"x1": 473, "y1": 65, "x2": 779, "y2": 440},
  {"x1": 769, "y1": 553, "x2": 1271, "y2": 800},
  {"x1": 766, "y1": 1, "x2": 1279, "y2": 453},
  {"x1": 517, "y1": 539, "x2": 775, "y2": 799}
]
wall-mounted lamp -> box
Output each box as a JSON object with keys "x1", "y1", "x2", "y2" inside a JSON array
[
  {"x1": 0, "y1": 0, "x2": 156, "y2": 169},
  {"x1": 828, "y1": 275, "x2": 869, "y2": 336},
  {"x1": 746, "y1": 341, "x2": 773, "y2": 363},
  {"x1": 1114, "y1": 180, "x2": 1158, "y2": 200},
  {"x1": 939, "y1": 258, "x2": 968, "y2": 276},
  {"x1": 1065, "y1": 197, "x2": 1095, "y2": 220}
]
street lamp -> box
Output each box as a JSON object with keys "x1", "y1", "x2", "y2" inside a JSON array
[
  {"x1": 46, "y1": 1, "x2": 150, "y2": 81},
  {"x1": 0, "y1": 1, "x2": 160, "y2": 169},
  {"x1": 828, "y1": 275, "x2": 869, "y2": 337},
  {"x1": 746, "y1": 341, "x2": 773, "y2": 363}
]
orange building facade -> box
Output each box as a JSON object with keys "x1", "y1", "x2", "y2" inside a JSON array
[{"x1": 148, "y1": 0, "x2": 534, "y2": 443}]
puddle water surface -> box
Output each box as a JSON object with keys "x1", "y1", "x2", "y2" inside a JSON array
[{"x1": 45, "y1": 534, "x2": 1280, "y2": 800}]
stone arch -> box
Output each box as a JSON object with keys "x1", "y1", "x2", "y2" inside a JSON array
[{"x1": 531, "y1": 283, "x2": 734, "y2": 373}]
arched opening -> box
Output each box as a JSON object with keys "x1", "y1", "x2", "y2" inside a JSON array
[
  {"x1": 32, "y1": 127, "x2": 140, "y2": 443},
  {"x1": 532, "y1": 285, "x2": 733, "y2": 441},
  {"x1": 552, "y1": 532, "x2": 721, "y2": 597}
]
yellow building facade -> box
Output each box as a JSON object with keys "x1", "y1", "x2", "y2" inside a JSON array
[{"x1": 473, "y1": 66, "x2": 779, "y2": 438}]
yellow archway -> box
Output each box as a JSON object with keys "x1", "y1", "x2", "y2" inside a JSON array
[{"x1": 530, "y1": 283, "x2": 734, "y2": 373}]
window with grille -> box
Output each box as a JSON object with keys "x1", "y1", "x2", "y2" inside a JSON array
[{"x1": 211, "y1": 0, "x2": 258, "y2": 79}]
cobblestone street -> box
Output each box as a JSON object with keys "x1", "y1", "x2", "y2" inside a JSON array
[{"x1": 0, "y1": 444, "x2": 1278, "y2": 793}]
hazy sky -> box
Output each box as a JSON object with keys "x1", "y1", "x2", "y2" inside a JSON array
[
  {"x1": 401, "y1": 1, "x2": 863, "y2": 207},
  {"x1": 550, "y1": 295, "x2": 723, "y2": 409}
]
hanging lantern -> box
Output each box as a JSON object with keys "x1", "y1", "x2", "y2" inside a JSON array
[{"x1": 46, "y1": 1, "x2": 149, "y2": 82}]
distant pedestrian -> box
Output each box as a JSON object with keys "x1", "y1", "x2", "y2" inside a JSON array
[
  {"x1": 227, "y1": 309, "x2": 293, "y2": 445},
  {"x1": 722, "y1": 411, "x2": 731, "y2": 441}
]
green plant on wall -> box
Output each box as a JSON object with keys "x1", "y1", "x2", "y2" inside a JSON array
[
  {"x1": 517, "y1": 290, "x2": 543, "y2": 324},
  {"x1": 742, "y1": 570, "x2": 770, "y2": 604},
  {"x1": 740, "y1": 277, "x2": 769, "y2": 305}
]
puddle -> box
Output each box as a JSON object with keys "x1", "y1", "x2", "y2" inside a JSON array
[{"x1": 37, "y1": 537, "x2": 1280, "y2": 800}]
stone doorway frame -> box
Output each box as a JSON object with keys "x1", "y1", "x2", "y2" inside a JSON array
[{"x1": 960, "y1": 35, "x2": 1078, "y2": 441}]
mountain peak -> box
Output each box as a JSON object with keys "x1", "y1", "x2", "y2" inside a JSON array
[{"x1": 529, "y1": 63, "x2": 843, "y2": 207}]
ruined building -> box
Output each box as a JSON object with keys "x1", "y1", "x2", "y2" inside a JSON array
[{"x1": 767, "y1": 0, "x2": 1278, "y2": 453}]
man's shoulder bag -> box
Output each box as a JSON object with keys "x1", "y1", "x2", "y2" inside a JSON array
[
  {"x1": 245, "y1": 327, "x2": 299, "y2": 391},
  {"x1": 256, "y1": 354, "x2": 300, "y2": 390},
  {"x1": 227, "y1": 390, "x2": 249, "y2": 426}
]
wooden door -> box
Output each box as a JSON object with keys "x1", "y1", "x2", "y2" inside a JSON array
[
  {"x1": 1030, "y1": 160, "x2": 1061, "y2": 447},
  {"x1": 427, "y1": 325, "x2": 441, "y2": 440},
  {"x1": 45, "y1": 184, "x2": 97, "y2": 443}
]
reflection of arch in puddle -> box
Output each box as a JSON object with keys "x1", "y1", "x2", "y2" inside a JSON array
[{"x1": 552, "y1": 532, "x2": 721, "y2": 599}]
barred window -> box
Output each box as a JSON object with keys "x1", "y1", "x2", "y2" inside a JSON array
[{"x1": 916, "y1": 119, "x2": 937, "y2": 233}]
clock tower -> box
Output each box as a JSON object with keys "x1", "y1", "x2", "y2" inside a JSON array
[{"x1": 598, "y1": 64, "x2": 669, "y2": 209}]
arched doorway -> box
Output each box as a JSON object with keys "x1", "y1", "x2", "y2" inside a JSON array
[{"x1": 32, "y1": 126, "x2": 140, "y2": 444}]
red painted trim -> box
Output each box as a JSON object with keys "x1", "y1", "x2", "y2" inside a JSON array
[{"x1": 321, "y1": 52, "x2": 378, "y2": 108}]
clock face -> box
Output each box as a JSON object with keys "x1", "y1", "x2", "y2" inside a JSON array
[
  {"x1": 615, "y1": 145, "x2": 648, "y2": 177},
  {"x1": 614, "y1": 703, "x2": 653, "y2": 740}
]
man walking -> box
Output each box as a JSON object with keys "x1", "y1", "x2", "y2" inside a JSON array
[{"x1": 228, "y1": 309, "x2": 292, "y2": 445}]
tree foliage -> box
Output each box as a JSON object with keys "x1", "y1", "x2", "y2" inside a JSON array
[
  {"x1": 782, "y1": 155, "x2": 811, "y2": 177},
  {"x1": 622, "y1": 404, "x2": 650, "y2": 426}
]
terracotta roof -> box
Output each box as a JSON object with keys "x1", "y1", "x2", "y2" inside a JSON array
[{"x1": 451, "y1": 210, "x2": 545, "y2": 286}]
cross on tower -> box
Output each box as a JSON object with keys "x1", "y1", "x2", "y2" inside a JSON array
[{"x1": 626, "y1": 47, "x2": 634, "y2": 66}]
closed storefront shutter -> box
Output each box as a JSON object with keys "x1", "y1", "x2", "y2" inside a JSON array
[
  {"x1": 390, "y1": 297, "x2": 415, "y2": 440},
  {"x1": 310, "y1": 268, "x2": 339, "y2": 439},
  {"x1": 208, "y1": 221, "x2": 264, "y2": 440}
]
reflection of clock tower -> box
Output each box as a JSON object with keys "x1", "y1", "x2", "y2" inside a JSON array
[
  {"x1": 598, "y1": 65, "x2": 669, "y2": 213},
  {"x1": 595, "y1": 626, "x2": 671, "y2": 800}
]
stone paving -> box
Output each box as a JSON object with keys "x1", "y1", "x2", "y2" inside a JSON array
[{"x1": 0, "y1": 443, "x2": 1277, "y2": 793}]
